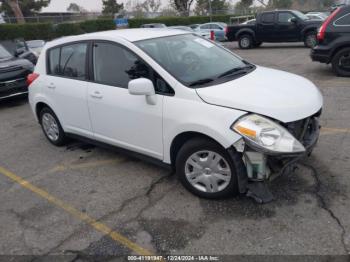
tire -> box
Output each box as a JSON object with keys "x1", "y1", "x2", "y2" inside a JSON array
[
  {"x1": 238, "y1": 34, "x2": 253, "y2": 49},
  {"x1": 331, "y1": 47, "x2": 350, "y2": 77},
  {"x1": 175, "y1": 138, "x2": 244, "y2": 199},
  {"x1": 254, "y1": 41, "x2": 263, "y2": 48},
  {"x1": 304, "y1": 32, "x2": 317, "y2": 48},
  {"x1": 39, "y1": 107, "x2": 67, "y2": 146}
]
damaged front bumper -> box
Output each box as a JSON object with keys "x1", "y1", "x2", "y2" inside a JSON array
[{"x1": 231, "y1": 115, "x2": 321, "y2": 203}]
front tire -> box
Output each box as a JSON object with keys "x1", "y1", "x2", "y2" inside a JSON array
[
  {"x1": 39, "y1": 107, "x2": 67, "y2": 146},
  {"x1": 176, "y1": 138, "x2": 242, "y2": 199},
  {"x1": 331, "y1": 47, "x2": 350, "y2": 77},
  {"x1": 304, "y1": 32, "x2": 317, "y2": 48},
  {"x1": 238, "y1": 34, "x2": 253, "y2": 49}
]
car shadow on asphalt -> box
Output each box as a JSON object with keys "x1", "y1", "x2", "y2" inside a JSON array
[{"x1": 0, "y1": 96, "x2": 28, "y2": 109}]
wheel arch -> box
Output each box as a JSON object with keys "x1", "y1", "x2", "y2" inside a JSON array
[
  {"x1": 330, "y1": 43, "x2": 350, "y2": 59},
  {"x1": 302, "y1": 26, "x2": 317, "y2": 39},
  {"x1": 169, "y1": 131, "x2": 232, "y2": 169},
  {"x1": 235, "y1": 29, "x2": 255, "y2": 41}
]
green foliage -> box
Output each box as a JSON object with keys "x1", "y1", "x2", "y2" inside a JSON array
[
  {"x1": 0, "y1": 22, "x2": 53, "y2": 40},
  {"x1": 0, "y1": 19, "x2": 115, "y2": 40},
  {"x1": 0, "y1": 0, "x2": 51, "y2": 16},
  {"x1": 102, "y1": 0, "x2": 124, "y2": 15}
]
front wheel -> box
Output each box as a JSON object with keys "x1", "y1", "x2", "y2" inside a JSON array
[
  {"x1": 332, "y1": 47, "x2": 350, "y2": 77},
  {"x1": 238, "y1": 34, "x2": 253, "y2": 49},
  {"x1": 176, "y1": 138, "x2": 243, "y2": 199},
  {"x1": 304, "y1": 32, "x2": 317, "y2": 48}
]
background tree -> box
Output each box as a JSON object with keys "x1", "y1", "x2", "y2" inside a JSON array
[
  {"x1": 140, "y1": 0, "x2": 161, "y2": 13},
  {"x1": 194, "y1": 0, "x2": 229, "y2": 15},
  {"x1": 159, "y1": 6, "x2": 178, "y2": 16},
  {"x1": 171, "y1": 0, "x2": 194, "y2": 16},
  {"x1": 234, "y1": 0, "x2": 253, "y2": 14},
  {"x1": 268, "y1": 0, "x2": 292, "y2": 8},
  {"x1": 102, "y1": 0, "x2": 123, "y2": 15},
  {"x1": 66, "y1": 2, "x2": 86, "y2": 12},
  {"x1": 0, "y1": 0, "x2": 50, "y2": 23}
]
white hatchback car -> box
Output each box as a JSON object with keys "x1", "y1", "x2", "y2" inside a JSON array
[{"x1": 28, "y1": 29, "x2": 323, "y2": 202}]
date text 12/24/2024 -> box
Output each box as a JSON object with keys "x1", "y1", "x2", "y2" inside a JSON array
[{"x1": 128, "y1": 255, "x2": 220, "y2": 261}]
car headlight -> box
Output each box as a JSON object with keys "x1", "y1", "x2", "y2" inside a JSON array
[{"x1": 232, "y1": 114, "x2": 305, "y2": 154}]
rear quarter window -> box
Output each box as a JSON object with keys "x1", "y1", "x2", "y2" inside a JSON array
[
  {"x1": 334, "y1": 13, "x2": 350, "y2": 26},
  {"x1": 47, "y1": 42, "x2": 88, "y2": 80}
]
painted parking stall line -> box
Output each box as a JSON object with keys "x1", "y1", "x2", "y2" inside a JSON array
[{"x1": 0, "y1": 166, "x2": 154, "y2": 257}]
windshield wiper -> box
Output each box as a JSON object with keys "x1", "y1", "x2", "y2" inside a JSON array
[
  {"x1": 189, "y1": 78, "x2": 214, "y2": 87},
  {"x1": 218, "y1": 65, "x2": 254, "y2": 78}
]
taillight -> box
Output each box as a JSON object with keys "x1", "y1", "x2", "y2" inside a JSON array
[
  {"x1": 224, "y1": 27, "x2": 227, "y2": 34},
  {"x1": 26, "y1": 73, "x2": 39, "y2": 86},
  {"x1": 317, "y1": 8, "x2": 341, "y2": 42}
]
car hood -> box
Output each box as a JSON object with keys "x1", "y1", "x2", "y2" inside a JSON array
[
  {"x1": 0, "y1": 56, "x2": 33, "y2": 68},
  {"x1": 196, "y1": 66, "x2": 323, "y2": 123},
  {"x1": 304, "y1": 19, "x2": 323, "y2": 26}
]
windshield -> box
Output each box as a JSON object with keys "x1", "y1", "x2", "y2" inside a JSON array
[
  {"x1": 0, "y1": 44, "x2": 12, "y2": 60},
  {"x1": 292, "y1": 10, "x2": 310, "y2": 20},
  {"x1": 135, "y1": 34, "x2": 250, "y2": 87}
]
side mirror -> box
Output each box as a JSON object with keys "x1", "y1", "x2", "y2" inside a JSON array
[
  {"x1": 290, "y1": 17, "x2": 297, "y2": 23},
  {"x1": 128, "y1": 78, "x2": 157, "y2": 105}
]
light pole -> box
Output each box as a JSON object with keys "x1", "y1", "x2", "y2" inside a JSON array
[{"x1": 208, "y1": 0, "x2": 212, "y2": 22}]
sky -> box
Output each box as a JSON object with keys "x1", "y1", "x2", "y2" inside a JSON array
[{"x1": 42, "y1": 0, "x2": 103, "y2": 12}]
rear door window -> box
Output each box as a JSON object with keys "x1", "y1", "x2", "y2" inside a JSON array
[{"x1": 261, "y1": 13, "x2": 275, "y2": 24}]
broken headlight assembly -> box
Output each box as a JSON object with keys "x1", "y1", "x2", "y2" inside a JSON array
[{"x1": 232, "y1": 114, "x2": 305, "y2": 154}]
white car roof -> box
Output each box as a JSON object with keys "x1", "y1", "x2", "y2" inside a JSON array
[{"x1": 47, "y1": 28, "x2": 189, "y2": 48}]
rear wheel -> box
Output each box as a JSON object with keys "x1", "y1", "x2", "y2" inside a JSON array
[
  {"x1": 39, "y1": 107, "x2": 67, "y2": 146},
  {"x1": 304, "y1": 32, "x2": 317, "y2": 48},
  {"x1": 176, "y1": 138, "x2": 243, "y2": 199},
  {"x1": 332, "y1": 47, "x2": 350, "y2": 77},
  {"x1": 238, "y1": 34, "x2": 253, "y2": 49}
]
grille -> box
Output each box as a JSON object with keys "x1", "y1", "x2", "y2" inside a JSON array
[
  {"x1": 283, "y1": 111, "x2": 321, "y2": 147},
  {"x1": 0, "y1": 78, "x2": 26, "y2": 88}
]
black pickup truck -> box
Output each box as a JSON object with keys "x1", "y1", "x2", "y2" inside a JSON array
[{"x1": 226, "y1": 10, "x2": 322, "y2": 49}]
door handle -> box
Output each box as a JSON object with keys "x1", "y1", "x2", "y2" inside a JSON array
[
  {"x1": 90, "y1": 91, "x2": 103, "y2": 99},
  {"x1": 47, "y1": 83, "x2": 56, "y2": 89}
]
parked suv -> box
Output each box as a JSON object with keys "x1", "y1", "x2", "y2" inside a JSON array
[
  {"x1": 0, "y1": 44, "x2": 34, "y2": 100},
  {"x1": 28, "y1": 29, "x2": 323, "y2": 202},
  {"x1": 311, "y1": 6, "x2": 350, "y2": 76}
]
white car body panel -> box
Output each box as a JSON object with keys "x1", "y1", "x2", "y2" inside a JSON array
[
  {"x1": 87, "y1": 81, "x2": 164, "y2": 159},
  {"x1": 196, "y1": 66, "x2": 323, "y2": 123},
  {"x1": 29, "y1": 29, "x2": 323, "y2": 166}
]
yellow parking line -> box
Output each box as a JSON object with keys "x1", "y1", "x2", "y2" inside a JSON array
[
  {"x1": 0, "y1": 166, "x2": 153, "y2": 256},
  {"x1": 321, "y1": 127, "x2": 350, "y2": 136},
  {"x1": 48, "y1": 158, "x2": 125, "y2": 173}
]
